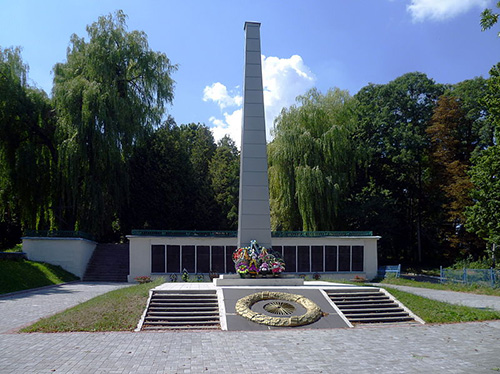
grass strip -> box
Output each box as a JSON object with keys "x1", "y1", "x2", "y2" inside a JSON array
[
  {"x1": 381, "y1": 277, "x2": 500, "y2": 297},
  {"x1": 0, "y1": 259, "x2": 79, "y2": 294},
  {"x1": 21, "y1": 278, "x2": 164, "y2": 332},
  {"x1": 384, "y1": 286, "x2": 500, "y2": 323}
]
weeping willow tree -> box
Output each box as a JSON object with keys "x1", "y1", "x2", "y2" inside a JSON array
[
  {"x1": 268, "y1": 88, "x2": 363, "y2": 231},
  {"x1": 52, "y1": 11, "x2": 177, "y2": 239},
  {"x1": 0, "y1": 47, "x2": 56, "y2": 240}
]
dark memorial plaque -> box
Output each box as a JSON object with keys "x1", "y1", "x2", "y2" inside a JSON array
[
  {"x1": 352, "y1": 245, "x2": 364, "y2": 272},
  {"x1": 197, "y1": 245, "x2": 210, "y2": 273},
  {"x1": 166, "y1": 245, "x2": 180, "y2": 273},
  {"x1": 284, "y1": 246, "x2": 297, "y2": 272},
  {"x1": 211, "y1": 246, "x2": 224, "y2": 273},
  {"x1": 272, "y1": 246, "x2": 283, "y2": 258},
  {"x1": 181, "y1": 245, "x2": 195, "y2": 273},
  {"x1": 339, "y1": 245, "x2": 350, "y2": 272},
  {"x1": 151, "y1": 245, "x2": 165, "y2": 273},
  {"x1": 311, "y1": 245, "x2": 324, "y2": 272},
  {"x1": 297, "y1": 246, "x2": 310, "y2": 272},
  {"x1": 226, "y1": 246, "x2": 236, "y2": 273},
  {"x1": 325, "y1": 245, "x2": 337, "y2": 272}
]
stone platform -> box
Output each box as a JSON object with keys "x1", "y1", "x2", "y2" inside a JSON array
[
  {"x1": 213, "y1": 274, "x2": 304, "y2": 286},
  {"x1": 148, "y1": 280, "x2": 423, "y2": 331}
]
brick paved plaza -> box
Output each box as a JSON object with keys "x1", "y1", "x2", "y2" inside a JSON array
[{"x1": 1, "y1": 283, "x2": 500, "y2": 373}]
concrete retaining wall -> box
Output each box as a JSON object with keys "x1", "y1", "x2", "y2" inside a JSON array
[{"x1": 22, "y1": 237, "x2": 97, "y2": 279}]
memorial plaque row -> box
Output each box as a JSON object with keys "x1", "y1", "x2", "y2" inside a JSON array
[
  {"x1": 151, "y1": 244, "x2": 364, "y2": 273},
  {"x1": 151, "y1": 245, "x2": 236, "y2": 274}
]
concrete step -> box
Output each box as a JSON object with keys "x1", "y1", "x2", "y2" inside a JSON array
[
  {"x1": 327, "y1": 289, "x2": 418, "y2": 325},
  {"x1": 83, "y1": 243, "x2": 129, "y2": 282},
  {"x1": 144, "y1": 320, "x2": 220, "y2": 326},
  {"x1": 153, "y1": 294, "x2": 217, "y2": 299},
  {"x1": 341, "y1": 307, "x2": 404, "y2": 313},
  {"x1": 141, "y1": 290, "x2": 220, "y2": 330},
  {"x1": 142, "y1": 325, "x2": 220, "y2": 330},
  {"x1": 150, "y1": 299, "x2": 217, "y2": 304},
  {"x1": 149, "y1": 302, "x2": 219, "y2": 308},
  {"x1": 343, "y1": 311, "x2": 410, "y2": 318},
  {"x1": 148, "y1": 306, "x2": 218, "y2": 311},
  {"x1": 147, "y1": 311, "x2": 219, "y2": 316},
  {"x1": 327, "y1": 292, "x2": 385, "y2": 297},
  {"x1": 329, "y1": 296, "x2": 390, "y2": 302},
  {"x1": 146, "y1": 315, "x2": 219, "y2": 321},
  {"x1": 348, "y1": 316, "x2": 415, "y2": 323},
  {"x1": 155, "y1": 289, "x2": 216, "y2": 295},
  {"x1": 333, "y1": 299, "x2": 394, "y2": 305}
]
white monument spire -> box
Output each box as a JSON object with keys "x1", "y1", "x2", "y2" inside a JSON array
[{"x1": 237, "y1": 22, "x2": 273, "y2": 250}]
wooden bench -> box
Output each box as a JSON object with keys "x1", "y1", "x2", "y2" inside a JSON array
[{"x1": 377, "y1": 264, "x2": 401, "y2": 278}]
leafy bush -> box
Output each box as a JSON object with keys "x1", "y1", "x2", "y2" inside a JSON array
[{"x1": 450, "y1": 255, "x2": 496, "y2": 270}]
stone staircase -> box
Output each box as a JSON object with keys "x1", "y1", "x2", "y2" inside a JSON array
[
  {"x1": 83, "y1": 243, "x2": 129, "y2": 282},
  {"x1": 141, "y1": 290, "x2": 220, "y2": 330},
  {"x1": 326, "y1": 289, "x2": 417, "y2": 324}
]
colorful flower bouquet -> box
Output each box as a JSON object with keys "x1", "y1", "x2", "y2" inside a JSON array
[{"x1": 233, "y1": 240, "x2": 285, "y2": 278}]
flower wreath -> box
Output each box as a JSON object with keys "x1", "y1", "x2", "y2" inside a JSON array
[{"x1": 233, "y1": 240, "x2": 285, "y2": 277}]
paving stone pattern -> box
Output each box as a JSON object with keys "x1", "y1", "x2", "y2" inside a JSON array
[
  {"x1": 1, "y1": 322, "x2": 500, "y2": 373},
  {"x1": 2, "y1": 282, "x2": 500, "y2": 373}
]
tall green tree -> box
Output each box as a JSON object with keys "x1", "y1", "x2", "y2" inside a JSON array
[
  {"x1": 126, "y1": 119, "x2": 194, "y2": 232},
  {"x1": 52, "y1": 11, "x2": 176, "y2": 239},
  {"x1": 178, "y1": 123, "x2": 218, "y2": 229},
  {"x1": 209, "y1": 136, "x2": 239, "y2": 229},
  {"x1": 465, "y1": 64, "x2": 500, "y2": 254},
  {"x1": 426, "y1": 95, "x2": 482, "y2": 258},
  {"x1": 268, "y1": 88, "x2": 363, "y2": 231},
  {"x1": 354, "y1": 72, "x2": 445, "y2": 263},
  {"x1": 465, "y1": 145, "x2": 500, "y2": 248},
  {"x1": 0, "y1": 47, "x2": 56, "y2": 245},
  {"x1": 451, "y1": 77, "x2": 492, "y2": 149}
]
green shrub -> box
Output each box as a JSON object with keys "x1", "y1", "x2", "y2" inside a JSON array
[{"x1": 450, "y1": 255, "x2": 496, "y2": 270}]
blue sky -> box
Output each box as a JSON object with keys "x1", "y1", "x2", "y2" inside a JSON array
[{"x1": 1, "y1": 0, "x2": 499, "y2": 146}]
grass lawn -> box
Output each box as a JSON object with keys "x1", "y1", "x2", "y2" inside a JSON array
[
  {"x1": 21, "y1": 278, "x2": 164, "y2": 332},
  {"x1": 3, "y1": 244, "x2": 23, "y2": 252},
  {"x1": 0, "y1": 259, "x2": 79, "y2": 294},
  {"x1": 383, "y1": 286, "x2": 500, "y2": 323},
  {"x1": 381, "y1": 277, "x2": 500, "y2": 297}
]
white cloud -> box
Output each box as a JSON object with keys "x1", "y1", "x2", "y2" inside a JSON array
[
  {"x1": 262, "y1": 54, "x2": 315, "y2": 139},
  {"x1": 208, "y1": 109, "x2": 242, "y2": 148},
  {"x1": 203, "y1": 82, "x2": 242, "y2": 109},
  {"x1": 206, "y1": 54, "x2": 316, "y2": 148},
  {"x1": 407, "y1": 0, "x2": 489, "y2": 22}
]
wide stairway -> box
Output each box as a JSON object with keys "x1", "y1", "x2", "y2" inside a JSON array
[
  {"x1": 141, "y1": 290, "x2": 220, "y2": 330},
  {"x1": 83, "y1": 243, "x2": 129, "y2": 282},
  {"x1": 326, "y1": 289, "x2": 417, "y2": 324}
]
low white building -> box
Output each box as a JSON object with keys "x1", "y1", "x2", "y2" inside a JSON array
[{"x1": 128, "y1": 230, "x2": 379, "y2": 282}]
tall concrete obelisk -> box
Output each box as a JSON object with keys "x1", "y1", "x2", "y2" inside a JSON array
[{"x1": 237, "y1": 22, "x2": 273, "y2": 250}]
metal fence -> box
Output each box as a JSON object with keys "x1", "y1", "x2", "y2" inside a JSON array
[
  {"x1": 24, "y1": 230, "x2": 96, "y2": 241},
  {"x1": 440, "y1": 267, "x2": 500, "y2": 288},
  {"x1": 131, "y1": 230, "x2": 374, "y2": 238}
]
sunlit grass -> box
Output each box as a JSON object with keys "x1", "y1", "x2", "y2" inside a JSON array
[
  {"x1": 0, "y1": 259, "x2": 78, "y2": 294},
  {"x1": 384, "y1": 287, "x2": 500, "y2": 323}
]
